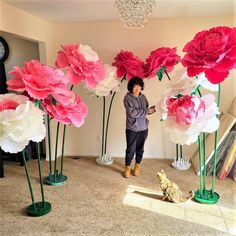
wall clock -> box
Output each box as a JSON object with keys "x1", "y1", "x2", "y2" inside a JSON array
[
  {"x1": 0, "y1": 36, "x2": 9, "y2": 63},
  {"x1": 0, "y1": 36, "x2": 9, "y2": 94}
]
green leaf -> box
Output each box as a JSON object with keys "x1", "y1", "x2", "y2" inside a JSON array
[
  {"x1": 34, "y1": 99, "x2": 41, "y2": 107},
  {"x1": 157, "y1": 66, "x2": 166, "y2": 81},
  {"x1": 51, "y1": 96, "x2": 57, "y2": 106}
]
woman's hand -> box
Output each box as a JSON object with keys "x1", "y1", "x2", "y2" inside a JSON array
[{"x1": 147, "y1": 105, "x2": 156, "y2": 115}]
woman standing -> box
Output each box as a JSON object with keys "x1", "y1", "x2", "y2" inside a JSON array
[{"x1": 123, "y1": 77, "x2": 155, "y2": 178}]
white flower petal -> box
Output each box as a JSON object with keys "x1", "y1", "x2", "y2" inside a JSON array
[
  {"x1": 91, "y1": 64, "x2": 120, "y2": 97},
  {"x1": 79, "y1": 44, "x2": 99, "y2": 62},
  {"x1": 197, "y1": 72, "x2": 219, "y2": 92},
  {"x1": 0, "y1": 136, "x2": 29, "y2": 153}
]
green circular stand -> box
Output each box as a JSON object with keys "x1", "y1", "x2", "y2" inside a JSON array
[
  {"x1": 194, "y1": 189, "x2": 220, "y2": 204},
  {"x1": 27, "y1": 201, "x2": 51, "y2": 217},
  {"x1": 44, "y1": 174, "x2": 67, "y2": 186}
]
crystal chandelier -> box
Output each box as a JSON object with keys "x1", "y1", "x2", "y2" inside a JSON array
[{"x1": 114, "y1": 0, "x2": 156, "y2": 29}]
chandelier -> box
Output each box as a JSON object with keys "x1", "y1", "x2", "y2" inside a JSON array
[{"x1": 114, "y1": 0, "x2": 156, "y2": 29}]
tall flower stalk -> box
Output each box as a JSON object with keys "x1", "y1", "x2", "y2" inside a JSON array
[
  {"x1": 0, "y1": 94, "x2": 51, "y2": 216},
  {"x1": 181, "y1": 26, "x2": 236, "y2": 204}
]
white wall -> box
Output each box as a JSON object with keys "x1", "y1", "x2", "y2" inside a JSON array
[{"x1": 50, "y1": 16, "x2": 235, "y2": 159}]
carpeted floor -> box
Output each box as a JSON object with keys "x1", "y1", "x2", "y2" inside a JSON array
[{"x1": 0, "y1": 157, "x2": 235, "y2": 236}]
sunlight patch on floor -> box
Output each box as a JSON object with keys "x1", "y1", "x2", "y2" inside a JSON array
[{"x1": 122, "y1": 185, "x2": 236, "y2": 234}]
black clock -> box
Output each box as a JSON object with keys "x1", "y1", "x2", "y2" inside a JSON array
[{"x1": 0, "y1": 36, "x2": 9, "y2": 63}]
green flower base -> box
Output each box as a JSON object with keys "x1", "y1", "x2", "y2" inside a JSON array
[
  {"x1": 194, "y1": 189, "x2": 220, "y2": 204},
  {"x1": 44, "y1": 173, "x2": 67, "y2": 186},
  {"x1": 27, "y1": 201, "x2": 51, "y2": 217}
]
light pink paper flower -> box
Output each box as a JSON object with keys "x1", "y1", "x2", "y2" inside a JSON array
[
  {"x1": 7, "y1": 60, "x2": 67, "y2": 100},
  {"x1": 144, "y1": 47, "x2": 181, "y2": 79},
  {"x1": 42, "y1": 94, "x2": 88, "y2": 128},
  {"x1": 156, "y1": 94, "x2": 219, "y2": 145},
  {"x1": 112, "y1": 50, "x2": 145, "y2": 80},
  {"x1": 182, "y1": 26, "x2": 236, "y2": 84},
  {"x1": 0, "y1": 94, "x2": 46, "y2": 153},
  {"x1": 56, "y1": 44, "x2": 105, "y2": 88}
]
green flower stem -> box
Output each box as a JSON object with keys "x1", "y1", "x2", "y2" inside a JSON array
[
  {"x1": 176, "y1": 144, "x2": 179, "y2": 161},
  {"x1": 22, "y1": 150, "x2": 36, "y2": 209},
  {"x1": 47, "y1": 115, "x2": 52, "y2": 175},
  {"x1": 104, "y1": 76, "x2": 126, "y2": 154},
  {"x1": 164, "y1": 70, "x2": 171, "y2": 81},
  {"x1": 180, "y1": 145, "x2": 183, "y2": 160},
  {"x1": 104, "y1": 93, "x2": 115, "y2": 154},
  {"x1": 198, "y1": 135, "x2": 203, "y2": 195},
  {"x1": 212, "y1": 84, "x2": 221, "y2": 194},
  {"x1": 203, "y1": 132, "x2": 207, "y2": 191},
  {"x1": 60, "y1": 124, "x2": 66, "y2": 175},
  {"x1": 36, "y1": 143, "x2": 45, "y2": 204},
  {"x1": 54, "y1": 122, "x2": 60, "y2": 177},
  {"x1": 197, "y1": 87, "x2": 202, "y2": 97},
  {"x1": 102, "y1": 97, "x2": 106, "y2": 157}
]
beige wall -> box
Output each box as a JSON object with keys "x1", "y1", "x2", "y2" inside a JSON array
[
  {"x1": 50, "y1": 16, "x2": 235, "y2": 159},
  {"x1": 0, "y1": 0, "x2": 53, "y2": 64},
  {"x1": 1, "y1": 0, "x2": 235, "y2": 159}
]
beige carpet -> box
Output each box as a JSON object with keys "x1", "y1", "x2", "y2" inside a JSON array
[{"x1": 0, "y1": 157, "x2": 235, "y2": 236}]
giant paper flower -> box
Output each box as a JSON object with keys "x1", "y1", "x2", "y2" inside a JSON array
[
  {"x1": 156, "y1": 94, "x2": 219, "y2": 145},
  {"x1": 7, "y1": 60, "x2": 67, "y2": 100},
  {"x1": 42, "y1": 93, "x2": 88, "y2": 128},
  {"x1": 144, "y1": 47, "x2": 181, "y2": 79},
  {"x1": 182, "y1": 26, "x2": 236, "y2": 84},
  {"x1": 112, "y1": 50, "x2": 144, "y2": 80},
  {"x1": 56, "y1": 44, "x2": 105, "y2": 88},
  {"x1": 91, "y1": 64, "x2": 120, "y2": 97},
  {"x1": 0, "y1": 94, "x2": 46, "y2": 153}
]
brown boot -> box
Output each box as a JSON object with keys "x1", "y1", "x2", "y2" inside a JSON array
[
  {"x1": 123, "y1": 166, "x2": 131, "y2": 178},
  {"x1": 134, "y1": 163, "x2": 141, "y2": 176}
]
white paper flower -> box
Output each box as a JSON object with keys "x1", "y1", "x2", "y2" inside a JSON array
[
  {"x1": 91, "y1": 64, "x2": 120, "y2": 97},
  {"x1": 0, "y1": 94, "x2": 46, "y2": 153},
  {"x1": 197, "y1": 72, "x2": 219, "y2": 92},
  {"x1": 162, "y1": 94, "x2": 220, "y2": 145},
  {"x1": 79, "y1": 44, "x2": 99, "y2": 62},
  {"x1": 164, "y1": 71, "x2": 198, "y2": 97}
]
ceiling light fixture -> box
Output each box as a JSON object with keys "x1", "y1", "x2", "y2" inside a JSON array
[{"x1": 114, "y1": 0, "x2": 156, "y2": 29}]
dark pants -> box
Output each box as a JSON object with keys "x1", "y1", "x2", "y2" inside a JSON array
[{"x1": 125, "y1": 129, "x2": 148, "y2": 166}]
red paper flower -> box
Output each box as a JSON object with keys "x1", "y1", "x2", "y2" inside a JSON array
[
  {"x1": 112, "y1": 50, "x2": 145, "y2": 80},
  {"x1": 182, "y1": 26, "x2": 236, "y2": 84},
  {"x1": 144, "y1": 47, "x2": 181, "y2": 79},
  {"x1": 56, "y1": 44, "x2": 105, "y2": 88}
]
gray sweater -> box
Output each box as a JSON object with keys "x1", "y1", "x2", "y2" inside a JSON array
[{"x1": 124, "y1": 92, "x2": 149, "y2": 132}]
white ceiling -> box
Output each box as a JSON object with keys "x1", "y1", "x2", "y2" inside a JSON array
[{"x1": 3, "y1": 0, "x2": 234, "y2": 22}]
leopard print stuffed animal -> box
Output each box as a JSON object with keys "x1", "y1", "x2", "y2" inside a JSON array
[{"x1": 157, "y1": 170, "x2": 194, "y2": 203}]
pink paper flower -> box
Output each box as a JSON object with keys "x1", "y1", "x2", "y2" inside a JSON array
[
  {"x1": 144, "y1": 47, "x2": 181, "y2": 79},
  {"x1": 182, "y1": 26, "x2": 236, "y2": 84},
  {"x1": 56, "y1": 44, "x2": 105, "y2": 88},
  {"x1": 42, "y1": 94, "x2": 88, "y2": 128},
  {"x1": 166, "y1": 95, "x2": 205, "y2": 125},
  {"x1": 112, "y1": 50, "x2": 145, "y2": 80},
  {"x1": 7, "y1": 60, "x2": 67, "y2": 100}
]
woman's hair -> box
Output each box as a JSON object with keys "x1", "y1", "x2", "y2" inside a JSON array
[{"x1": 127, "y1": 77, "x2": 144, "y2": 93}]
